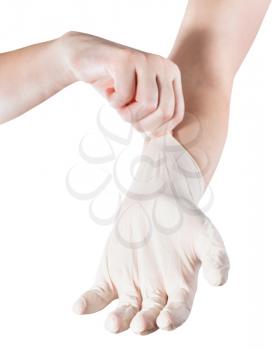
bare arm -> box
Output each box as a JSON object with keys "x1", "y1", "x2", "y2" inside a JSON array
[
  {"x1": 170, "y1": 0, "x2": 271, "y2": 184},
  {"x1": 0, "y1": 32, "x2": 184, "y2": 133},
  {"x1": 0, "y1": 39, "x2": 73, "y2": 123}
]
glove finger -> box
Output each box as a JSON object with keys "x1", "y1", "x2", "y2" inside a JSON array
[
  {"x1": 104, "y1": 280, "x2": 142, "y2": 333},
  {"x1": 156, "y1": 287, "x2": 191, "y2": 331},
  {"x1": 130, "y1": 293, "x2": 167, "y2": 335},
  {"x1": 72, "y1": 282, "x2": 116, "y2": 315},
  {"x1": 195, "y1": 218, "x2": 230, "y2": 286},
  {"x1": 105, "y1": 303, "x2": 138, "y2": 333}
]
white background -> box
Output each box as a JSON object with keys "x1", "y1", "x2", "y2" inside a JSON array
[{"x1": 0, "y1": 1, "x2": 278, "y2": 349}]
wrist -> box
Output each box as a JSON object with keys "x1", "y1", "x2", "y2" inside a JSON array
[
  {"x1": 56, "y1": 31, "x2": 104, "y2": 84},
  {"x1": 53, "y1": 32, "x2": 80, "y2": 87}
]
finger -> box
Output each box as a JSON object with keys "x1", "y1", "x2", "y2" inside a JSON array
[
  {"x1": 156, "y1": 288, "x2": 191, "y2": 331},
  {"x1": 108, "y1": 66, "x2": 136, "y2": 108},
  {"x1": 130, "y1": 292, "x2": 167, "y2": 335},
  {"x1": 73, "y1": 282, "x2": 116, "y2": 315},
  {"x1": 105, "y1": 304, "x2": 138, "y2": 333},
  {"x1": 105, "y1": 283, "x2": 141, "y2": 333},
  {"x1": 195, "y1": 218, "x2": 230, "y2": 286},
  {"x1": 133, "y1": 109, "x2": 164, "y2": 133},
  {"x1": 117, "y1": 69, "x2": 158, "y2": 123},
  {"x1": 133, "y1": 77, "x2": 175, "y2": 133},
  {"x1": 152, "y1": 77, "x2": 185, "y2": 137}
]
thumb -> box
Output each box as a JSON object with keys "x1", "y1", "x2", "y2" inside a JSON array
[
  {"x1": 195, "y1": 218, "x2": 230, "y2": 286},
  {"x1": 108, "y1": 66, "x2": 136, "y2": 109}
]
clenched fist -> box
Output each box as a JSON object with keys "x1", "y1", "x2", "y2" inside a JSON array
[{"x1": 61, "y1": 31, "x2": 184, "y2": 136}]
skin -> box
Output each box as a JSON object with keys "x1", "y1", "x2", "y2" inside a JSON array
[
  {"x1": 74, "y1": 0, "x2": 271, "y2": 334},
  {"x1": 0, "y1": 0, "x2": 271, "y2": 335},
  {"x1": 0, "y1": 32, "x2": 184, "y2": 134},
  {"x1": 171, "y1": 0, "x2": 271, "y2": 184}
]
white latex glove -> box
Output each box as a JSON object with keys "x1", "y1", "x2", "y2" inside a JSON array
[{"x1": 73, "y1": 133, "x2": 230, "y2": 334}]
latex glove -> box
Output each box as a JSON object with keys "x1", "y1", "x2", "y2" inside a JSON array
[{"x1": 73, "y1": 134, "x2": 230, "y2": 334}]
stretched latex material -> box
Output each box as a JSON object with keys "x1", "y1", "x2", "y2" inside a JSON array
[{"x1": 73, "y1": 133, "x2": 230, "y2": 334}]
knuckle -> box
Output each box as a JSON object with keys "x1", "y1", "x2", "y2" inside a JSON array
[
  {"x1": 148, "y1": 53, "x2": 162, "y2": 64},
  {"x1": 119, "y1": 47, "x2": 135, "y2": 62},
  {"x1": 150, "y1": 54, "x2": 168, "y2": 72},
  {"x1": 164, "y1": 59, "x2": 180, "y2": 76},
  {"x1": 116, "y1": 48, "x2": 139, "y2": 71},
  {"x1": 135, "y1": 51, "x2": 148, "y2": 65},
  {"x1": 162, "y1": 113, "x2": 173, "y2": 122},
  {"x1": 173, "y1": 113, "x2": 184, "y2": 124},
  {"x1": 158, "y1": 106, "x2": 173, "y2": 121},
  {"x1": 171, "y1": 61, "x2": 181, "y2": 75},
  {"x1": 63, "y1": 30, "x2": 78, "y2": 39}
]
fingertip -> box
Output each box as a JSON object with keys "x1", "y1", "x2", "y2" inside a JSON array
[
  {"x1": 105, "y1": 313, "x2": 121, "y2": 333},
  {"x1": 130, "y1": 314, "x2": 147, "y2": 334},
  {"x1": 74, "y1": 285, "x2": 115, "y2": 314},
  {"x1": 72, "y1": 296, "x2": 87, "y2": 315},
  {"x1": 204, "y1": 266, "x2": 229, "y2": 287},
  {"x1": 156, "y1": 311, "x2": 173, "y2": 331}
]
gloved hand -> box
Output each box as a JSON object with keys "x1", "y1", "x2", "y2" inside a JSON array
[{"x1": 73, "y1": 133, "x2": 230, "y2": 334}]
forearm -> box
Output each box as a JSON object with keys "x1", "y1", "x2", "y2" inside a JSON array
[
  {"x1": 0, "y1": 30, "x2": 185, "y2": 134},
  {"x1": 170, "y1": 50, "x2": 232, "y2": 186},
  {"x1": 170, "y1": 0, "x2": 271, "y2": 185},
  {"x1": 0, "y1": 37, "x2": 74, "y2": 123}
]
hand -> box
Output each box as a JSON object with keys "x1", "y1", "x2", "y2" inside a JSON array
[
  {"x1": 72, "y1": 134, "x2": 230, "y2": 334},
  {"x1": 60, "y1": 31, "x2": 185, "y2": 136}
]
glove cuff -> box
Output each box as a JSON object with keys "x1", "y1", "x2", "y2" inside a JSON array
[{"x1": 127, "y1": 133, "x2": 205, "y2": 204}]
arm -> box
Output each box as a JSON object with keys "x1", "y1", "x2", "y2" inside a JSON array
[
  {"x1": 170, "y1": 0, "x2": 271, "y2": 184},
  {"x1": 0, "y1": 32, "x2": 184, "y2": 132},
  {"x1": 0, "y1": 39, "x2": 73, "y2": 123},
  {"x1": 72, "y1": 0, "x2": 271, "y2": 335}
]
